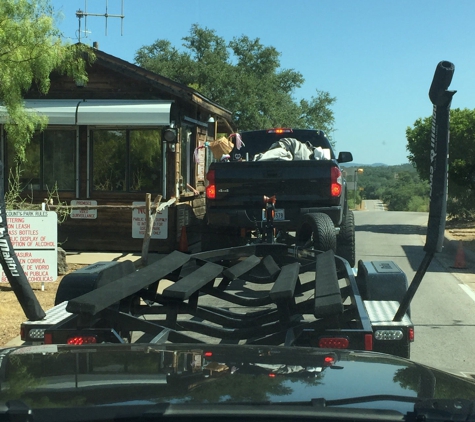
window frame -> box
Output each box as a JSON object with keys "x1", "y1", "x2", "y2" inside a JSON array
[
  {"x1": 5, "y1": 126, "x2": 78, "y2": 193},
  {"x1": 89, "y1": 126, "x2": 165, "y2": 195}
]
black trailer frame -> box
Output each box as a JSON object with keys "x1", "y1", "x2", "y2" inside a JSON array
[{"x1": 21, "y1": 244, "x2": 413, "y2": 357}]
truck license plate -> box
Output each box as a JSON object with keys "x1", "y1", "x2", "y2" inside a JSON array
[{"x1": 262, "y1": 209, "x2": 285, "y2": 221}]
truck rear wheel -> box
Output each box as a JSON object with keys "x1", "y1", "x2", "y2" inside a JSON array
[
  {"x1": 336, "y1": 210, "x2": 356, "y2": 267},
  {"x1": 297, "y1": 213, "x2": 336, "y2": 252}
]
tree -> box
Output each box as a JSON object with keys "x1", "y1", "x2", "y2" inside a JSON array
[
  {"x1": 135, "y1": 24, "x2": 336, "y2": 139},
  {"x1": 406, "y1": 108, "x2": 475, "y2": 218},
  {"x1": 344, "y1": 164, "x2": 430, "y2": 212},
  {"x1": 0, "y1": 0, "x2": 94, "y2": 160}
]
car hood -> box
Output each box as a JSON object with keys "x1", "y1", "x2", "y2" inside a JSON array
[{"x1": 1, "y1": 343, "x2": 474, "y2": 412}]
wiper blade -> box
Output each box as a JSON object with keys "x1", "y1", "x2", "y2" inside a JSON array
[
  {"x1": 144, "y1": 403, "x2": 405, "y2": 421},
  {"x1": 310, "y1": 394, "x2": 420, "y2": 407},
  {"x1": 307, "y1": 396, "x2": 475, "y2": 422}
]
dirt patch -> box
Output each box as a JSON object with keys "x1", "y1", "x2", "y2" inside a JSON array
[
  {"x1": 0, "y1": 264, "x2": 86, "y2": 347},
  {"x1": 446, "y1": 219, "x2": 475, "y2": 254}
]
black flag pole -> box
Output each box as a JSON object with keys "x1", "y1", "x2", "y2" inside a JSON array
[
  {"x1": 0, "y1": 161, "x2": 45, "y2": 320},
  {"x1": 393, "y1": 61, "x2": 455, "y2": 322}
]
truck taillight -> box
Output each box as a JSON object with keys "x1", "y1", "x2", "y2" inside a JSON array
[
  {"x1": 206, "y1": 170, "x2": 216, "y2": 199},
  {"x1": 331, "y1": 166, "x2": 342, "y2": 197},
  {"x1": 266, "y1": 128, "x2": 293, "y2": 134}
]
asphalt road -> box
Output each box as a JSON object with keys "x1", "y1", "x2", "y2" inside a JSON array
[{"x1": 354, "y1": 204, "x2": 475, "y2": 377}]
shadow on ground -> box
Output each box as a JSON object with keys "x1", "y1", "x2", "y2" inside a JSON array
[{"x1": 356, "y1": 224, "x2": 427, "y2": 236}]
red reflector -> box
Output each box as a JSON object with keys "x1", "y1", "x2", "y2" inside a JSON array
[
  {"x1": 203, "y1": 351, "x2": 213, "y2": 358},
  {"x1": 67, "y1": 336, "x2": 97, "y2": 345},
  {"x1": 20, "y1": 327, "x2": 25, "y2": 341},
  {"x1": 44, "y1": 333, "x2": 53, "y2": 344},
  {"x1": 408, "y1": 328, "x2": 415, "y2": 342},
  {"x1": 318, "y1": 337, "x2": 349, "y2": 349},
  {"x1": 365, "y1": 334, "x2": 373, "y2": 351}
]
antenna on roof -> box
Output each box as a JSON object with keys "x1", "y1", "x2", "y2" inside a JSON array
[{"x1": 76, "y1": 0, "x2": 125, "y2": 43}]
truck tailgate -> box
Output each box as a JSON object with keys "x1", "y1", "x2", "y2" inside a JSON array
[{"x1": 210, "y1": 160, "x2": 336, "y2": 206}]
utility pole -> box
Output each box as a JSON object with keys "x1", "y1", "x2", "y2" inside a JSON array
[{"x1": 354, "y1": 168, "x2": 364, "y2": 209}]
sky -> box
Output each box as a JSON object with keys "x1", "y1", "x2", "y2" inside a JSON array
[{"x1": 50, "y1": 0, "x2": 475, "y2": 166}]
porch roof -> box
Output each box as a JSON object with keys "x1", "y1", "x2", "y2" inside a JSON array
[{"x1": 0, "y1": 99, "x2": 173, "y2": 126}]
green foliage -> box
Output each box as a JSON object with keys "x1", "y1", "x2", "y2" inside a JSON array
[
  {"x1": 344, "y1": 164, "x2": 429, "y2": 212},
  {"x1": 135, "y1": 24, "x2": 336, "y2": 139},
  {"x1": 5, "y1": 165, "x2": 70, "y2": 222},
  {"x1": 0, "y1": 0, "x2": 94, "y2": 161},
  {"x1": 92, "y1": 129, "x2": 163, "y2": 192},
  {"x1": 406, "y1": 108, "x2": 475, "y2": 218}
]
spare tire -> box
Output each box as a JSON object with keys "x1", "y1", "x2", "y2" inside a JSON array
[
  {"x1": 297, "y1": 213, "x2": 336, "y2": 252},
  {"x1": 336, "y1": 210, "x2": 356, "y2": 267}
]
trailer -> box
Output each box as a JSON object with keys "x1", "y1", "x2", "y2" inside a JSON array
[{"x1": 21, "y1": 244, "x2": 413, "y2": 358}]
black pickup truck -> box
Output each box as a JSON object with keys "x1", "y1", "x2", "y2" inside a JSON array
[{"x1": 203, "y1": 128, "x2": 355, "y2": 265}]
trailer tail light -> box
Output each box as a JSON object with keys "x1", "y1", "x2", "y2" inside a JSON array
[
  {"x1": 318, "y1": 337, "x2": 349, "y2": 349},
  {"x1": 365, "y1": 334, "x2": 373, "y2": 351},
  {"x1": 203, "y1": 351, "x2": 213, "y2": 358},
  {"x1": 67, "y1": 335, "x2": 97, "y2": 345},
  {"x1": 267, "y1": 128, "x2": 293, "y2": 134},
  {"x1": 27, "y1": 328, "x2": 46, "y2": 340},
  {"x1": 374, "y1": 330, "x2": 404, "y2": 341},
  {"x1": 331, "y1": 167, "x2": 342, "y2": 197},
  {"x1": 206, "y1": 170, "x2": 216, "y2": 199},
  {"x1": 323, "y1": 356, "x2": 335, "y2": 366}
]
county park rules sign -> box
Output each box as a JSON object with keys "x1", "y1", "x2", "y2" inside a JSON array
[{"x1": 0, "y1": 211, "x2": 57, "y2": 283}]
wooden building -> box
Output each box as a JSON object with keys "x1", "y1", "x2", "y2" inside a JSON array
[{"x1": 0, "y1": 47, "x2": 234, "y2": 252}]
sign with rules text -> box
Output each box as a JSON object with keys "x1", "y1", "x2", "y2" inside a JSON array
[
  {"x1": 131, "y1": 202, "x2": 168, "y2": 239},
  {"x1": 0, "y1": 211, "x2": 57, "y2": 283}
]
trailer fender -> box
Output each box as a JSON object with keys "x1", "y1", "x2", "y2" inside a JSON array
[
  {"x1": 356, "y1": 260, "x2": 410, "y2": 316},
  {"x1": 55, "y1": 260, "x2": 136, "y2": 305}
]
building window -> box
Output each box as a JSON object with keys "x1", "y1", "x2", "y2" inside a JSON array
[
  {"x1": 91, "y1": 129, "x2": 163, "y2": 192},
  {"x1": 7, "y1": 129, "x2": 76, "y2": 191}
]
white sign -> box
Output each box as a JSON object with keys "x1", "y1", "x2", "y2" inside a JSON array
[
  {"x1": 0, "y1": 211, "x2": 57, "y2": 283},
  {"x1": 131, "y1": 202, "x2": 168, "y2": 239},
  {"x1": 70, "y1": 200, "x2": 97, "y2": 219}
]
